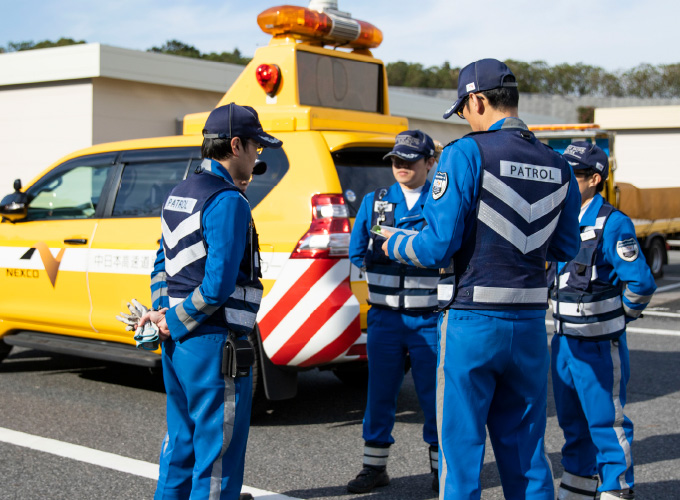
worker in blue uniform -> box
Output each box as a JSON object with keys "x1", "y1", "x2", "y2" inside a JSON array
[
  {"x1": 347, "y1": 130, "x2": 441, "y2": 494},
  {"x1": 380, "y1": 59, "x2": 582, "y2": 499},
  {"x1": 138, "y1": 103, "x2": 282, "y2": 500},
  {"x1": 551, "y1": 142, "x2": 656, "y2": 500}
]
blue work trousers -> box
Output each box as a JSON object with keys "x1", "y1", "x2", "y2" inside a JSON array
[
  {"x1": 363, "y1": 307, "x2": 439, "y2": 447},
  {"x1": 437, "y1": 310, "x2": 554, "y2": 500},
  {"x1": 551, "y1": 333, "x2": 634, "y2": 492},
  {"x1": 155, "y1": 330, "x2": 252, "y2": 500}
]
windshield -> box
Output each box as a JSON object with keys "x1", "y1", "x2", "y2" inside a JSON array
[{"x1": 332, "y1": 147, "x2": 395, "y2": 217}]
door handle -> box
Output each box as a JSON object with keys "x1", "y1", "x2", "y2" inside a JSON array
[{"x1": 64, "y1": 238, "x2": 88, "y2": 245}]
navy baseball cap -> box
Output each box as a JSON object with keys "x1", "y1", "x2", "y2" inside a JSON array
[
  {"x1": 203, "y1": 103, "x2": 283, "y2": 149},
  {"x1": 443, "y1": 59, "x2": 518, "y2": 119},
  {"x1": 383, "y1": 130, "x2": 435, "y2": 162},
  {"x1": 563, "y1": 141, "x2": 609, "y2": 181}
]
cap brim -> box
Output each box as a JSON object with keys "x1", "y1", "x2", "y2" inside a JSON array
[
  {"x1": 253, "y1": 160, "x2": 267, "y2": 175},
  {"x1": 565, "y1": 159, "x2": 590, "y2": 170},
  {"x1": 383, "y1": 151, "x2": 425, "y2": 162},
  {"x1": 254, "y1": 131, "x2": 283, "y2": 149},
  {"x1": 443, "y1": 96, "x2": 465, "y2": 119}
]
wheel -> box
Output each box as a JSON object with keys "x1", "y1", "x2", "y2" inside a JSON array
[
  {"x1": 0, "y1": 338, "x2": 12, "y2": 363},
  {"x1": 332, "y1": 363, "x2": 369, "y2": 388},
  {"x1": 644, "y1": 237, "x2": 666, "y2": 279},
  {"x1": 249, "y1": 327, "x2": 268, "y2": 417}
]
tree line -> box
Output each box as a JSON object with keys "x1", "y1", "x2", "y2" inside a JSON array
[{"x1": 3, "y1": 38, "x2": 679, "y2": 98}]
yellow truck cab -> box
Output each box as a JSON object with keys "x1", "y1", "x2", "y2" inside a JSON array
[
  {"x1": 530, "y1": 124, "x2": 680, "y2": 278},
  {"x1": 0, "y1": 2, "x2": 410, "y2": 407}
]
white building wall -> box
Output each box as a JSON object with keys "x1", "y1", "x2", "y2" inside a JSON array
[
  {"x1": 613, "y1": 131, "x2": 680, "y2": 188},
  {"x1": 0, "y1": 82, "x2": 94, "y2": 192}
]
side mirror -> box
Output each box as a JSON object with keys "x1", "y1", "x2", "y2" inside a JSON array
[{"x1": 1, "y1": 180, "x2": 28, "y2": 223}]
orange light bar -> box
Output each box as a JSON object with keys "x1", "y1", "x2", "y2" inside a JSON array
[
  {"x1": 529, "y1": 124, "x2": 600, "y2": 131},
  {"x1": 257, "y1": 5, "x2": 383, "y2": 49}
]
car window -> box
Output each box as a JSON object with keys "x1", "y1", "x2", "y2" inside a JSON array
[
  {"x1": 112, "y1": 160, "x2": 189, "y2": 217},
  {"x1": 25, "y1": 163, "x2": 113, "y2": 221}
]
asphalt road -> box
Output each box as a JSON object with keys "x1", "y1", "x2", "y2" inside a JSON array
[{"x1": 1, "y1": 253, "x2": 679, "y2": 500}]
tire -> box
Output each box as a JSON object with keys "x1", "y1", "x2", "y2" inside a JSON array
[
  {"x1": 644, "y1": 237, "x2": 666, "y2": 279},
  {"x1": 249, "y1": 327, "x2": 267, "y2": 417},
  {"x1": 0, "y1": 338, "x2": 12, "y2": 363}
]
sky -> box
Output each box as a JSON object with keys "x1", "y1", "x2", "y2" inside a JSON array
[{"x1": 1, "y1": 0, "x2": 679, "y2": 72}]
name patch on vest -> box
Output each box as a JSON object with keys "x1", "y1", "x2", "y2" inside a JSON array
[
  {"x1": 374, "y1": 201, "x2": 393, "y2": 212},
  {"x1": 500, "y1": 161, "x2": 562, "y2": 184},
  {"x1": 164, "y1": 196, "x2": 197, "y2": 213}
]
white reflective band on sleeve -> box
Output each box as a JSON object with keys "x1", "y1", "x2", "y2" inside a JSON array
[
  {"x1": 405, "y1": 236, "x2": 425, "y2": 268},
  {"x1": 623, "y1": 288, "x2": 653, "y2": 305},
  {"x1": 473, "y1": 286, "x2": 547, "y2": 304},
  {"x1": 623, "y1": 304, "x2": 642, "y2": 318},
  {"x1": 404, "y1": 275, "x2": 439, "y2": 289},
  {"x1": 403, "y1": 294, "x2": 438, "y2": 309},
  {"x1": 161, "y1": 212, "x2": 202, "y2": 250},
  {"x1": 392, "y1": 234, "x2": 409, "y2": 265},
  {"x1": 192, "y1": 288, "x2": 218, "y2": 315},
  {"x1": 552, "y1": 296, "x2": 622, "y2": 317},
  {"x1": 151, "y1": 288, "x2": 167, "y2": 303},
  {"x1": 230, "y1": 285, "x2": 263, "y2": 305},
  {"x1": 366, "y1": 272, "x2": 400, "y2": 288},
  {"x1": 368, "y1": 292, "x2": 400, "y2": 308},
  {"x1": 151, "y1": 272, "x2": 167, "y2": 285},
  {"x1": 165, "y1": 241, "x2": 207, "y2": 276},
  {"x1": 226, "y1": 308, "x2": 257, "y2": 329},
  {"x1": 483, "y1": 171, "x2": 569, "y2": 222},
  {"x1": 438, "y1": 284, "x2": 454, "y2": 301},
  {"x1": 363, "y1": 446, "x2": 389, "y2": 467},
  {"x1": 556, "y1": 316, "x2": 626, "y2": 337}
]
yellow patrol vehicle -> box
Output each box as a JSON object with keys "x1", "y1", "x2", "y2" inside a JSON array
[
  {"x1": 0, "y1": 2, "x2": 410, "y2": 407},
  {"x1": 530, "y1": 123, "x2": 680, "y2": 278}
]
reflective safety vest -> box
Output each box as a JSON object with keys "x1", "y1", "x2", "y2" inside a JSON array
[
  {"x1": 552, "y1": 201, "x2": 626, "y2": 341},
  {"x1": 364, "y1": 187, "x2": 439, "y2": 312},
  {"x1": 437, "y1": 125, "x2": 572, "y2": 311},
  {"x1": 162, "y1": 168, "x2": 263, "y2": 336}
]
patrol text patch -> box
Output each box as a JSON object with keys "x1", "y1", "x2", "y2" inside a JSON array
[
  {"x1": 616, "y1": 238, "x2": 639, "y2": 262},
  {"x1": 432, "y1": 171, "x2": 448, "y2": 200},
  {"x1": 164, "y1": 196, "x2": 197, "y2": 214},
  {"x1": 500, "y1": 161, "x2": 562, "y2": 184}
]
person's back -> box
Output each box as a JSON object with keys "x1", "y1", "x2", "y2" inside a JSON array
[{"x1": 381, "y1": 59, "x2": 581, "y2": 499}]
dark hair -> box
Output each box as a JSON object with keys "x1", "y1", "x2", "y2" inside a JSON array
[
  {"x1": 575, "y1": 168, "x2": 606, "y2": 193},
  {"x1": 201, "y1": 135, "x2": 249, "y2": 160},
  {"x1": 479, "y1": 75, "x2": 519, "y2": 111}
]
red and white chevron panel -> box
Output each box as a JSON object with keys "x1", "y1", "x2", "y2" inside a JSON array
[{"x1": 257, "y1": 258, "x2": 363, "y2": 367}]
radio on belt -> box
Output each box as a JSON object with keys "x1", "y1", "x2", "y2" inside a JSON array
[{"x1": 222, "y1": 336, "x2": 255, "y2": 378}]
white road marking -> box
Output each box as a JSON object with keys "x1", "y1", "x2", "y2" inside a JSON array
[
  {"x1": 642, "y1": 310, "x2": 680, "y2": 318},
  {"x1": 545, "y1": 320, "x2": 680, "y2": 337},
  {"x1": 0, "y1": 427, "x2": 300, "y2": 499},
  {"x1": 654, "y1": 282, "x2": 680, "y2": 293}
]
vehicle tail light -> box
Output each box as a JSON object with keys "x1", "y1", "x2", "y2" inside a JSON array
[
  {"x1": 291, "y1": 194, "x2": 351, "y2": 259},
  {"x1": 256, "y1": 64, "x2": 281, "y2": 97}
]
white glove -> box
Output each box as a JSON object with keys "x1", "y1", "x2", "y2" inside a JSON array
[
  {"x1": 115, "y1": 299, "x2": 159, "y2": 350},
  {"x1": 115, "y1": 299, "x2": 148, "y2": 331}
]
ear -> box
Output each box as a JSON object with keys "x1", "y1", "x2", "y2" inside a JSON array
[
  {"x1": 426, "y1": 157, "x2": 436, "y2": 171},
  {"x1": 471, "y1": 93, "x2": 485, "y2": 115},
  {"x1": 230, "y1": 137, "x2": 242, "y2": 157},
  {"x1": 590, "y1": 172, "x2": 602, "y2": 188}
]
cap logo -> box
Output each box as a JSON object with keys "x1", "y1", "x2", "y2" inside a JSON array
[
  {"x1": 595, "y1": 162, "x2": 605, "y2": 172},
  {"x1": 466, "y1": 82, "x2": 476, "y2": 92},
  {"x1": 564, "y1": 144, "x2": 587, "y2": 157},
  {"x1": 395, "y1": 135, "x2": 421, "y2": 149}
]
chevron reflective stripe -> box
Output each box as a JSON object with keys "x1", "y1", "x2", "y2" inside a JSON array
[
  {"x1": 478, "y1": 201, "x2": 561, "y2": 254},
  {"x1": 558, "y1": 471, "x2": 598, "y2": 499},
  {"x1": 404, "y1": 294, "x2": 437, "y2": 308},
  {"x1": 366, "y1": 272, "x2": 400, "y2": 288},
  {"x1": 162, "y1": 212, "x2": 201, "y2": 250},
  {"x1": 552, "y1": 295, "x2": 622, "y2": 317},
  {"x1": 623, "y1": 288, "x2": 653, "y2": 305},
  {"x1": 258, "y1": 258, "x2": 361, "y2": 367},
  {"x1": 363, "y1": 445, "x2": 389, "y2": 467},
  {"x1": 473, "y1": 286, "x2": 547, "y2": 304},
  {"x1": 483, "y1": 171, "x2": 569, "y2": 223},
  {"x1": 164, "y1": 241, "x2": 206, "y2": 276},
  {"x1": 555, "y1": 316, "x2": 626, "y2": 338},
  {"x1": 368, "y1": 291, "x2": 400, "y2": 308}
]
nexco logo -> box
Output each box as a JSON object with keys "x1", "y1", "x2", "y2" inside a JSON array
[{"x1": 18, "y1": 242, "x2": 65, "y2": 287}]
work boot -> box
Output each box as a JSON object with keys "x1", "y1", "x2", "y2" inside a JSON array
[
  {"x1": 347, "y1": 466, "x2": 390, "y2": 493},
  {"x1": 239, "y1": 494, "x2": 254, "y2": 500},
  {"x1": 601, "y1": 490, "x2": 635, "y2": 500},
  {"x1": 429, "y1": 444, "x2": 439, "y2": 493}
]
